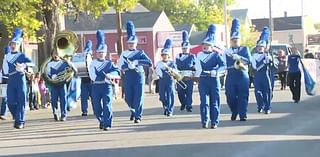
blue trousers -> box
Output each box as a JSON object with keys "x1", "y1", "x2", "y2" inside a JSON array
[
  {"x1": 0, "y1": 97, "x2": 7, "y2": 116},
  {"x1": 254, "y1": 74, "x2": 272, "y2": 111},
  {"x1": 80, "y1": 82, "x2": 92, "y2": 114},
  {"x1": 198, "y1": 77, "x2": 220, "y2": 126},
  {"x1": 51, "y1": 84, "x2": 67, "y2": 118},
  {"x1": 159, "y1": 78, "x2": 175, "y2": 115},
  {"x1": 7, "y1": 78, "x2": 27, "y2": 125},
  {"x1": 92, "y1": 83, "x2": 113, "y2": 128},
  {"x1": 225, "y1": 73, "x2": 249, "y2": 119},
  {"x1": 123, "y1": 71, "x2": 145, "y2": 119},
  {"x1": 176, "y1": 80, "x2": 193, "y2": 109}
]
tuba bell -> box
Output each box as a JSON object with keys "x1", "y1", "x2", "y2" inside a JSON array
[{"x1": 40, "y1": 30, "x2": 78, "y2": 85}]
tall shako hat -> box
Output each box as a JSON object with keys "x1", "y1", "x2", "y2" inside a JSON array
[
  {"x1": 127, "y1": 21, "x2": 138, "y2": 43},
  {"x1": 202, "y1": 24, "x2": 216, "y2": 46},
  {"x1": 161, "y1": 39, "x2": 173, "y2": 55},
  {"x1": 96, "y1": 30, "x2": 107, "y2": 53}
]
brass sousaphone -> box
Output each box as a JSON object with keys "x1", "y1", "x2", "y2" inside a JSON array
[{"x1": 40, "y1": 30, "x2": 78, "y2": 85}]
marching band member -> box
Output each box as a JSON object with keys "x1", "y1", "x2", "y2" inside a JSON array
[
  {"x1": 80, "y1": 40, "x2": 93, "y2": 116},
  {"x1": 2, "y1": 28, "x2": 33, "y2": 129},
  {"x1": 0, "y1": 47, "x2": 10, "y2": 120},
  {"x1": 89, "y1": 30, "x2": 119, "y2": 131},
  {"x1": 194, "y1": 24, "x2": 226, "y2": 129},
  {"x1": 225, "y1": 19, "x2": 251, "y2": 121},
  {"x1": 156, "y1": 39, "x2": 177, "y2": 117},
  {"x1": 118, "y1": 21, "x2": 152, "y2": 123},
  {"x1": 251, "y1": 27, "x2": 273, "y2": 114},
  {"x1": 47, "y1": 49, "x2": 75, "y2": 122},
  {"x1": 175, "y1": 30, "x2": 196, "y2": 112}
]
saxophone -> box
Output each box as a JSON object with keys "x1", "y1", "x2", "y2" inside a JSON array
[{"x1": 40, "y1": 30, "x2": 78, "y2": 85}]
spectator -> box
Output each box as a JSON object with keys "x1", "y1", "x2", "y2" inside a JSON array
[
  {"x1": 38, "y1": 77, "x2": 49, "y2": 108},
  {"x1": 28, "y1": 74, "x2": 39, "y2": 110},
  {"x1": 304, "y1": 49, "x2": 315, "y2": 59},
  {"x1": 277, "y1": 50, "x2": 288, "y2": 90}
]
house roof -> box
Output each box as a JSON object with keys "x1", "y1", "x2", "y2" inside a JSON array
[
  {"x1": 103, "y1": 3, "x2": 149, "y2": 14},
  {"x1": 65, "y1": 11, "x2": 162, "y2": 31},
  {"x1": 189, "y1": 31, "x2": 206, "y2": 45},
  {"x1": 252, "y1": 16, "x2": 302, "y2": 31},
  {"x1": 174, "y1": 24, "x2": 194, "y2": 34},
  {"x1": 230, "y1": 9, "x2": 249, "y2": 22}
]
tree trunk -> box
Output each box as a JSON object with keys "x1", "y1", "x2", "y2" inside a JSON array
[
  {"x1": 0, "y1": 27, "x2": 9, "y2": 66},
  {"x1": 37, "y1": 0, "x2": 61, "y2": 69}
]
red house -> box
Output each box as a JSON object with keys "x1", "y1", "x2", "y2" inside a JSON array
[{"x1": 65, "y1": 11, "x2": 183, "y2": 65}]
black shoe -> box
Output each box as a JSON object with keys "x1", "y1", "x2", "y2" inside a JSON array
[
  {"x1": 294, "y1": 100, "x2": 300, "y2": 103},
  {"x1": 264, "y1": 110, "x2": 271, "y2": 114},
  {"x1": 202, "y1": 124, "x2": 208, "y2": 129},
  {"x1": 163, "y1": 110, "x2": 168, "y2": 116},
  {"x1": 14, "y1": 123, "x2": 24, "y2": 129},
  {"x1": 167, "y1": 113, "x2": 173, "y2": 117},
  {"x1": 103, "y1": 127, "x2": 111, "y2": 131},
  {"x1": 130, "y1": 114, "x2": 134, "y2": 121},
  {"x1": 99, "y1": 122, "x2": 103, "y2": 129},
  {"x1": 53, "y1": 114, "x2": 59, "y2": 121},
  {"x1": 210, "y1": 124, "x2": 218, "y2": 129},
  {"x1": 134, "y1": 119, "x2": 141, "y2": 123},
  {"x1": 186, "y1": 108, "x2": 192, "y2": 112},
  {"x1": 180, "y1": 105, "x2": 185, "y2": 111},
  {"x1": 231, "y1": 114, "x2": 237, "y2": 121},
  {"x1": 258, "y1": 109, "x2": 263, "y2": 113},
  {"x1": 82, "y1": 113, "x2": 88, "y2": 116},
  {"x1": 67, "y1": 107, "x2": 71, "y2": 112},
  {"x1": 60, "y1": 117, "x2": 67, "y2": 121},
  {"x1": 240, "y1": 118, "x2": 247, "y2": 121},
  {"x1": 30, "y1": 108, "x2": 34, "y2": 111}
]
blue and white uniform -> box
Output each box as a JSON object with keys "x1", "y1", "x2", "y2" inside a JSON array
[
  {"x1": 80, "y1": 40, "x2": 93, "y2": 115},
  {"x1": 195, "y1": 24, "x2": 226, "y2": 128},
  {"x1": 89, "y1": 59, "x2": 119, "y2": 129},
  {"x1": 175, "y1": 30, "x2": 195, "y2": 112},
  {"x1": 89, "y1": 30, "x2": 120, "y2": 130},
  {"x1": 156, "y1": 60, "x2": 177, "y2": 116},
  {"x1": 252, "y1": 51, "x2": 272, "y2": 113},
  {"x1": 2, "y1": 28, "x2": 33, "y2": 128},
  {"x1": 118, "y1": 21, "x2": 152, "y2": 122},
  {"x1": 225, "y1": 19, "x2": 251, "y2": 121},
  {"x1": 46, "y1": 59, "x2": 71, "y2": 120}
]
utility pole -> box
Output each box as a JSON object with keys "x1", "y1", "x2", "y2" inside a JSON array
[
  {"x1": 269, "y1": 0, "x2": 273, "y2": 44},
  {"x1": 116, "y1": 0, "x2": 123, "y2": 56},
  {"x1": 224, "y1": 0, "x2": 229, "y2": 48}
]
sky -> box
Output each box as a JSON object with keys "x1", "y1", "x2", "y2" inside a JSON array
[{"x1": 231, "y1": 0, "x2": 320, "y2": 21}]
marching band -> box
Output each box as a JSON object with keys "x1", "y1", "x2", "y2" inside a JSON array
[{"x1": 0, "y1": 18, "x2": 315, "y2": 130}]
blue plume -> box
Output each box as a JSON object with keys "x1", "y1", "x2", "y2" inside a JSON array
[
  {"x1": 83, "y1": 40, "x2": 93, "y2": 54},
  {"x1": 161, "y1": 39, "x2": 173, "y2": 54},
  {"x1": 202, "y1": 24, "x2": 216, "y2": 46},
  {"x1": 230, "y1": 18, "x2": 241, "y2": 39},
  {"x1": 127, "y1": 21, "x2": 137, "y2": 43},
  {"x1": 181, "y1": 30, "x2": 190, "y2": 48},
  {"x1": 4, "y1": 46, "x2": 11, "y2": 54},
  {"x1": 96, "y1": 30, "x2": 107, "y2": 52},
  {"x1": 259, "y1": 27, "x2": 270, "y2": 44},
  {"x1": 10, "y1": 28, "x2": 23, "y2": 44}
]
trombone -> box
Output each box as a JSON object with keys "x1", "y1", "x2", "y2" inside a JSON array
[
  {"x1": 163, "y1": 64, "x2": 187, "y2": 90},
  {"x1": 124, "y1": 57, "x2": 141, "y2": 73}
]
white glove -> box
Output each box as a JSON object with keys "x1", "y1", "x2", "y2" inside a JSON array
[
  {"x1": 132, "y1": 60, "x2": 139, "y2": 66},
  {"x1": 105, "y1": 73, "x2": 112, "y2": 79},
  {"x1": 51, "y1": 74, "x2": 57, "y2": 80},
  {"x1": 232, "y1": 54, "x2": 241, "y2": 60},
  {"x1": 210, "y1": 70, "x2": 217, "y2": 77},
  {"x1": 15, "y1": 63, "x2": 25, "y2": 72},
  {"x1": 264, "y1": 56, "x2": 272, "y2": 64},
  {"x1": 128, "y1": 63, "x2": 136, "y2": 70}
]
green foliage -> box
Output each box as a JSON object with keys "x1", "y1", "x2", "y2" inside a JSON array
[
  {"x1": 0, "y1": 0, "x2": 42, "y2": 38},
  {"x1": 109, "y1": 0, "x2": 138, "y2": 12},
  {"x1": 314, "y1": 23, "x2": 320, "y2": 31},
  {"x1": 140, "y1": 0, "x2": 235, "y2": 31}
]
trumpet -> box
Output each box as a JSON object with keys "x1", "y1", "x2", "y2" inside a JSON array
[
  {"x1": 225, "y1": 48, "x2": 248, "y2": 71},
  {"x1": 163, "y1": 64, "x2": 187, "y2": 90}
]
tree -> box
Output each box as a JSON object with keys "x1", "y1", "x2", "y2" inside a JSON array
[{"x1": 140, "y1": 0, "x2": 235, "y2": 31}]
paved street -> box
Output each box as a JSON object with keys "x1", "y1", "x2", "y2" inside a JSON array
[{"x1": 0, "y1": 83, "x2": 320, "y2": 157}]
